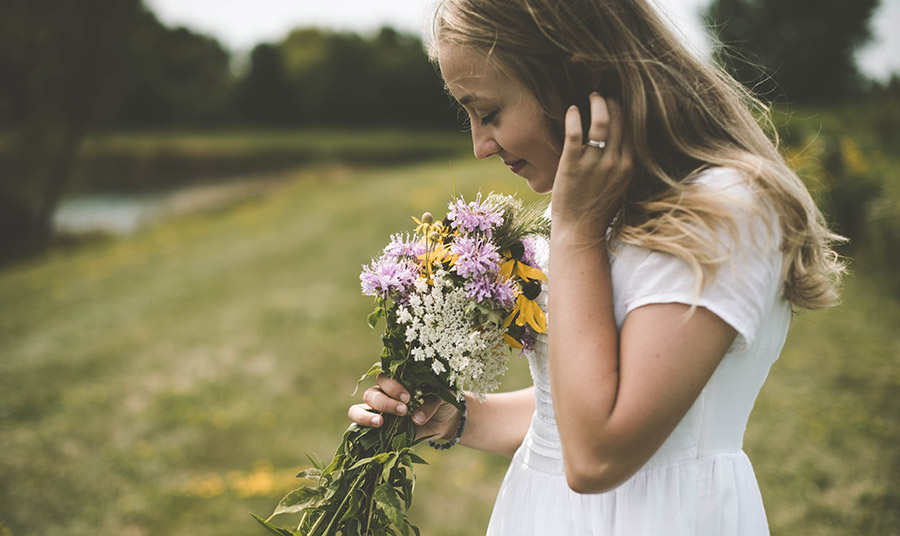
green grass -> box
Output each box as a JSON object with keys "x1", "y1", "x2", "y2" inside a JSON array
[{"x1": 1, "y1": 155, "x2": 897, "y2": 535}]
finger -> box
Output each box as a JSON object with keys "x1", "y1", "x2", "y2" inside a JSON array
[
  {"x1": 376, "y1": 374, "x2": 411, "y2": 404},
  {"x1": 348, "y1": 403, "x2": 383, "y2": 427},
  {"x1": 363, "y1": 386, "x2": 408, "y2": 416},
  {"x1": 587, "y1": 92, "x2": 610, "y2": 146},
  {"x1": 604, "y1": 99, "x2": 624, "y2": 158},
  {"x1": 410, "y1": 395, "x2": 445, "y2": 426},
  {"x1": 560, "y1": 104, "x2": 585, "y2": 165}
]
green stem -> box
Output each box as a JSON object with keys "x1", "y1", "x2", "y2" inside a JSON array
[
  {"x1": 307, "y1": 509, "x2": 327, "y2": 536},
  {"x1": 296, "y1": 510, "x2": 309, "y2": 532},
  {"x1": 364, "y1": 487, "x2": 376, "y2": 534},
  {"x1": 321, "y1": 467, "x2": 369, "y2": 535}
]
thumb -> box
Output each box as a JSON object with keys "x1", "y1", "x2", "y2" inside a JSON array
[{"x1": 411, "y1": 394, "x2": 445, "y2": 426}]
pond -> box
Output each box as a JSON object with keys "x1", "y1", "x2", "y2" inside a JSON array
[{"x1": 52, "y1": 178, "x2": 282, "y2": 236}]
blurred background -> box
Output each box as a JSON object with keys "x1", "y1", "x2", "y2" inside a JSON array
[{"x1": 0, "y1": 0, "x2": 897, "y2": 534}]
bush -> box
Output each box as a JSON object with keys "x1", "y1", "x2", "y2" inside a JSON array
[{"x1": 776, "y1": 98, "x2": 900, "y2": 293}]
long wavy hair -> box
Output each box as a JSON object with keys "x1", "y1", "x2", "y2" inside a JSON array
[{"x1": 428, "y1": 0, "x2": 845, "y2": 310}]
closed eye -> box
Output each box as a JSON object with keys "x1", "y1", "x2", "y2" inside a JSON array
[{"x1": 480, "y1": 111, "x2": 498, "y2": 126}]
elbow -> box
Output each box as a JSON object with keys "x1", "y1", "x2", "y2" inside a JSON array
[{"x1": 564, "y1": 457, "x2": 634, "y2": 495}]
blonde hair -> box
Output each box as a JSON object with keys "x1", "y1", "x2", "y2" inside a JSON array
[{"x1": 429, "y1": 0, "x2": 845, "y2": 310}]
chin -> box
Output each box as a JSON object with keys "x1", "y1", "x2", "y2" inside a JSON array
[{"x1": 525, "y1": 175, "x2": 554, "y2": 195}]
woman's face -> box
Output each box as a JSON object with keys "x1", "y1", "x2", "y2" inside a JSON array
[{"x1": 439, "y1": 43, "x2": 562, "y2": 194}]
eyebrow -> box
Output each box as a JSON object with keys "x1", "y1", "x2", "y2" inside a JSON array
[{"x1": 458, "y1": 93, "x2": 488, "y2": 106}]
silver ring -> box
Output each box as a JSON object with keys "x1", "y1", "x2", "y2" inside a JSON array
[{"x1": 585, "y1": 139, "x2": 606, "y2": 149}]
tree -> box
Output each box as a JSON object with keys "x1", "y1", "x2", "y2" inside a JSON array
[
  {"x1": 239, "y1": 27, "x2": 457, "y2": 128},
  {"x1": 0, "y1": 0, "x2": 149, "y2": 261},
  {"x1": 237, "y1": 43, "x2": 296, "y2": 125},
  {"x1": 0, "y1": 1, "x2": 235, "y2": 262},
  {"x1": 115, "y1": 24, "x2": 235, "y2": 127},
  {"x1": 704, "y1": 0, "x2": 880, "y2": 103}
]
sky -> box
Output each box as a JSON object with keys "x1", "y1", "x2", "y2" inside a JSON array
[{"x1": 146, "y1": 0, "x2": 900, "y2": 81}]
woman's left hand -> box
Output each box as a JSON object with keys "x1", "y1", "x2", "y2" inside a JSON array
[{"x1": 551, "y1": 92, "x2": 634, "y2": 235}]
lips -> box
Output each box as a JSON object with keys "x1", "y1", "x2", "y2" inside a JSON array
[{"x1": 505, "y1": 159, "x2": 526, "y2": 174}]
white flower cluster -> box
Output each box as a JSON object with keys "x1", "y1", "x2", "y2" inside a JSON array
[{"x1": 396, "y1": 272, "x2": 508, "y2": 400}]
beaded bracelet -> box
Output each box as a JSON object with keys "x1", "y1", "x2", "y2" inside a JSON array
[{"x1": 428, "y1": 397, "x2": 467, "y2": 450}]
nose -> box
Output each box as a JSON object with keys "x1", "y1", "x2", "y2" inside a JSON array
[{"x1": 471, "y1": 124, "x2": 500, "y2": 160}]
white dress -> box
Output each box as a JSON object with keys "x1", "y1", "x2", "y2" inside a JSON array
[{"x1": 487, "y1": 168, "x2": 790, "y2": 535}]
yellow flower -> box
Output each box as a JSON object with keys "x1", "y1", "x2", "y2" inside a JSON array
[
  {"x1": 412, "y1": 212, "x2": 451, "y2": 240},
  {"x1": 504, "y1": 292, "x2": 546, "y2": 333},
  {"x1": 499, "y1": 253, "x2": 547, "y2": 283},
  {"x1": 503, "y1": 333, "x2": 524, "y2": 349},
  {"x1": 411, "y1": 212, "x2": 434, "y2": 235},
  {"x1": 417, "y1": 241, "x2": 455, "y2": 283}
]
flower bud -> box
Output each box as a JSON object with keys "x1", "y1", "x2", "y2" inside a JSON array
[
  {"x1": 421, "y1": 212, "x2": 434, "y2": 224},
  {"x1": 428, "y1": 231, "x2": 441, "y2": 243}
]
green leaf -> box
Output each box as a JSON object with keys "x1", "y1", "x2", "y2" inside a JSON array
[
  {"x1": 358, "y1": 425, "x2": 384, "y2": 451},
  {"x1": 367, "y1": 310, "x2": 380, "y2": 329},
  {"x1": 250, "y1": 513, "x2": 296, "y2": 536},
  {"x1": 305, "y1": 452, "x2": 325, "y2": 470},
  {"x1": 382, "y1": 452, "x2": 401, "y2": 482},
  {"x1": 295, "y1": 467, "x2": 322, "y2": 480},
  {"x1": 353, "y1": 361, "x2": 383, "y2": 395},
  {"x1": 349, "y1": 451, "x2": 394, "y2": 471},
  {"x1": 373, "y1": 483, "x2": 405, "y2": 529},
  {"x1": 391, "y1": 433, "x2": 407, "y2": 451},
  {"x1": 435, "y1": 389, "x2": 463, "y2": 411},
  {"x1": 403, "y1": 452, "x2": 428, "y2": 465},
  {"x1": 339, "y1": 488, "x2": 364, "y2": 524},
  {"x1": 271, "y1": 486, "x2": 322, "y2": 517}
]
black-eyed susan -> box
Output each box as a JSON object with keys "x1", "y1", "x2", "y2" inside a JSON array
[
  {"x1": 504, "y1": 279, "x2": 546, "y2": 333},
  {"x1": 499, "y1": 241, "x2": 547, "y2": 283}
]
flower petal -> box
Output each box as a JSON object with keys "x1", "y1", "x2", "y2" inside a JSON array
[
  {"x1": 504, "y1": 333, "x2": 524, "y2": 349},
  {"x1": 516, "y1": 263, "x2": 547, "y2": 281},
  {"x1": 530, "y1": 302, "x2": 547, "y2": 332}
]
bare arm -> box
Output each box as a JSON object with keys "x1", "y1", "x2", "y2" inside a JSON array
[
  {"x1": 547, "y1": 95, "x2": 737, "y2": 493},
  {"x1": 461, "y1": 387, "x2": 535, "y2": 457}
]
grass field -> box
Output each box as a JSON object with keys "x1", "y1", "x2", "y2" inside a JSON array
[{"x1": 1, "y1": 155, "x2": 897, "y2": 535}]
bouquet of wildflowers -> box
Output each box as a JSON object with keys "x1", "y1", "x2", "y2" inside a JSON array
[{"x1": 254, "y1": 193, "x2": 550, "y2": 536}]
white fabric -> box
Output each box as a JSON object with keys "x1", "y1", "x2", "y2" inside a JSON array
[{"x1": 487, "y1": 168, "x2": 791, "y2": 535}]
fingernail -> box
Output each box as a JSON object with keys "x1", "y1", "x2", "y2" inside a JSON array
[
  {"x1": 413, "y1": 412, "x2": 426, "y2": 425},
  {"x1": 372, "y1": 415, "x2": 382, "y2": 426},
  {"x1": 591, "y1": 91, "x2": 601, "y2": 96},
  {"x1": 396, "y1": 404, "x2": 407, "y2": 415},
  {"x1": 569, "y1": 105, "x2": 578, "y2": 111},
  {"x1": 400, "y1": 392, "x2": 410, "y2": 403}
]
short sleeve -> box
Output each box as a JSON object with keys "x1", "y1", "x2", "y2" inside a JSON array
[{"x1": 620, "y1": 169, "x2": 783, "y2": 352}]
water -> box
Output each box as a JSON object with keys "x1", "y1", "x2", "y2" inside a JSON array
[
  {"x1": 52, "y1": 179, "x2": 279, "y2": 236},
  {"x1": 53, "y1": 194, "x2": 168, "y2": 235}
]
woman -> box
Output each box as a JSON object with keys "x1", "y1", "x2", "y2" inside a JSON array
[{"x1": 348, "y1": 0, "x2": 845, "y2": 534}]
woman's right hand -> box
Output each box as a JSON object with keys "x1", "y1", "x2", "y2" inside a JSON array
[{"x1": 347, "y1": 374, "x2": 462, "y2": 442}]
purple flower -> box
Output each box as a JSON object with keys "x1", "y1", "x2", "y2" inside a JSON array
[
  {"x1": 360, "y1": 257, "x2": 419, "y2": 299},
  {"x1": 464, "y1": 276, "x2": 517, "y2": 309},
  {"x1": 383, "y1": 233, "x2": 425, "y2": 261},
  {"x1": 447, "y1": 193, "x2": 504, "y2": 238},
  {"x1": 520, "y1": 330, "x2": 537, "y2": 352},
  {"x1": 520, "y1": 236, "x2": 539, "y2": 267},
  {"x1": 452, "y1": 235, "x2": 501, "y2": 279},
  {"x1": 492, "y1": 277, "x2": 518, "y2": 309}
]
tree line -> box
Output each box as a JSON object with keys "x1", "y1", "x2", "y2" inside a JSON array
[{"x1": 0, "y1": 0, "x2": 893, "y2": 263}]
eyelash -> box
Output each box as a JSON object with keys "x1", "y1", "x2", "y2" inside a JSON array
[{"x1": 453, "y1": 104, "x2": 498, "y2": 131}]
